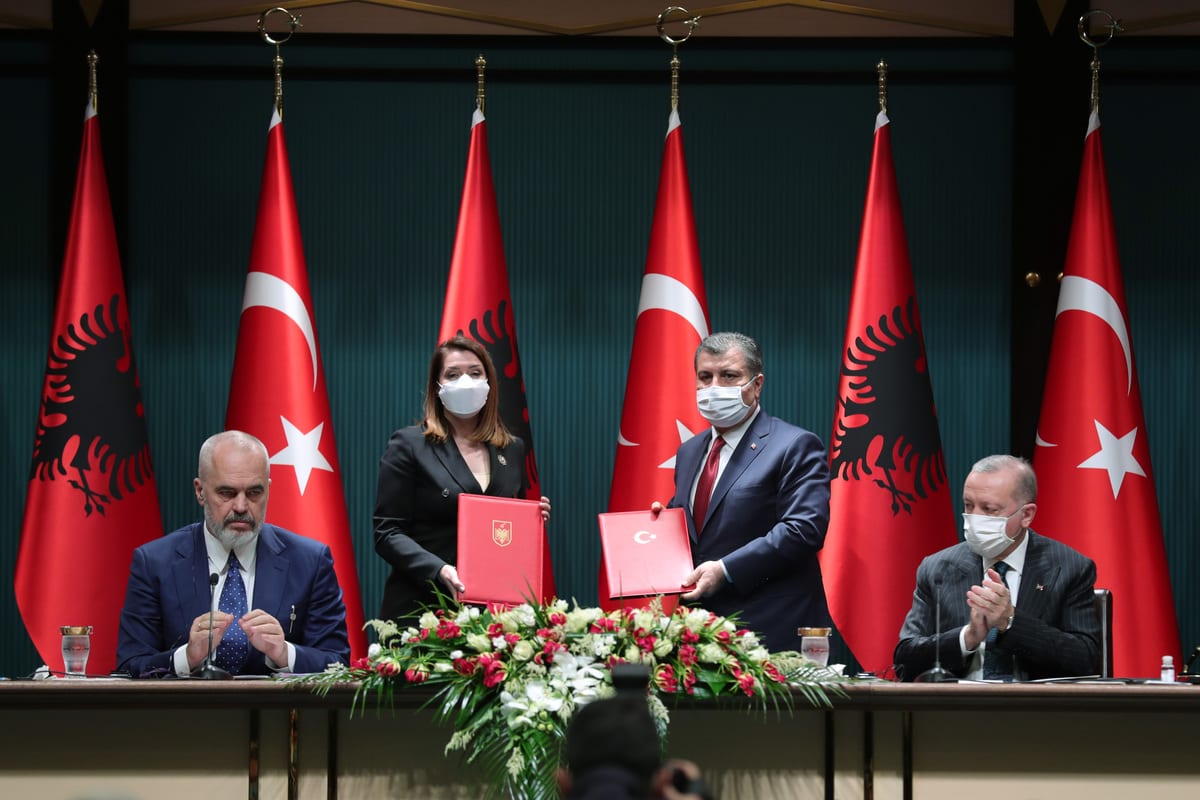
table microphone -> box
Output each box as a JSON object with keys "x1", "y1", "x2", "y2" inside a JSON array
[
  {"x1": 197, "y1": 572, "x2": 231, "y2": 680},
  {"x1": 1179, "y1": 645, "x2": 1200, "y2": 684},
  {"x1": 915, "y1": 576, "x2": 955, "y2": 683}
]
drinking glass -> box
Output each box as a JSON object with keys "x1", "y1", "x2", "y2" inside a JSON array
[
  {"x1": 60, "y1": 625, "x2": 93, "y2": 678},
  {"x1": 798, "y1": 626, "x2": 832, "y2": 667}
]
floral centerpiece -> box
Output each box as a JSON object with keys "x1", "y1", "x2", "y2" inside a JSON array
[{"x1": 292, "y1": 595, "x2": 848, "y2": 800}]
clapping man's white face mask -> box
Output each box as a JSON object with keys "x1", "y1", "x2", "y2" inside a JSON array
[
  {"x1": 962, "y1": 507, "x2": 1025, "y2": 560},
  {"x1": 439, "y1": 375, "x2": 489, "y2": 417}
]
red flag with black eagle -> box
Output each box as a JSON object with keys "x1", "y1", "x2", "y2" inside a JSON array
[
  {"x1": 821, "y1": 111, "x2": 955, "y2": 673},
  {"x1": 16, "y1": 101, "x2": 164, "y2": 674},
  {"x1": 439, "y1": 107, "x2": 556, "y2": 601},
  {"x1": 225, "y1": 108, "x2": 367, "y2": 658},
  {"x1": 602, "y1": 108, "x2": 711, "y2": 611},
  {"x1": 1032, "y1": 110, "x2": 1178, "y2": 678}
]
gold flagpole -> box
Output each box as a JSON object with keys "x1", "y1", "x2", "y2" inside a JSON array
[
  {"x1": 1077, "y1": 9, "x2": 1123, "y2": 114},
  {"x1": 87, "y1": 50, "x2": 99, "y2": 112},
  {"x1": 877, "y1": 59, "x2": 888, "y2": 114},
  {"x1": 257, "y1": 6, "x2": 303, "y2": 117},
  {"x1": 476, "y1": 54, "x2": 486, "y2": 115},
  {"x1": 657, "y1": 6, "x2": 701, "y2": 111}
]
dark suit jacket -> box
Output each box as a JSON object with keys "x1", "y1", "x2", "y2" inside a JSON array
[
  {"x1": 893, "y1": 531, "x2": 1100, "y2": 681},
  {"x1": 373, "y1": 425, "x2": 527, "y2": 622},
  {"x1": 115, "y1": 522, "x2": 351, "y2": 677},
  {"x1": 669, "y1": 410, "x2": 831, "y2": 652}
]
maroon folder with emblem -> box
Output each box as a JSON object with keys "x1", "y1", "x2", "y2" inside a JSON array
[
  {"x1": 457, "y1": 494, "x2": 545, "y2": 606},
  {"x1": 597, "y1": 508, "x2": 694, "y2": 599}
]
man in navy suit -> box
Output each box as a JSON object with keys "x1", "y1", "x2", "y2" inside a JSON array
[
  {"x1": 116, "y1": 430, "x2": 350, "y2": 677},
  {"x1": 893, "y1": 454, "x2": 1100, "y2": 681},
  {"x1": 660, "y1": 332, "x2": 832, "y2": 653}
]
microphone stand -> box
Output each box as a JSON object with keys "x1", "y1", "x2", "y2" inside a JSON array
[
  {"x1": 915, "y1": 577, "x2": 955, "y2": 683},
  {"x1": 196, "y1": 572, "x2": 231, "y2": 680}
]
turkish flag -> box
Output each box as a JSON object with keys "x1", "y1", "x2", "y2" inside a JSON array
[
  {"x1": 1032, "y1": 111, "x2": 1179, "y2": 678},
  {"x1": 439, "y1": 108, "x2": 555, "y2": 601},
  {"x1": 820, "y1": 112, "x2": 955, "y2": 673},
  {"x1": 225, "y1": 109, "x2": 366, "y2": 657},
  {"x1": 603, "y1": 109, "x2": 711, "y2": 612},
  {"x1": 16, "y1": 102, "x2": 163, "y2": 674}
]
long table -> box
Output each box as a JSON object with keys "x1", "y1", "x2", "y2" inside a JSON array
[{"x1": 2, "y1": 679, "x2": 1197, "y2": 799}]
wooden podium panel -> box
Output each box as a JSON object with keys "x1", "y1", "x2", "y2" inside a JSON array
[{"x1": 1, "y1": 680, "x2": 1198, "y2": 799}]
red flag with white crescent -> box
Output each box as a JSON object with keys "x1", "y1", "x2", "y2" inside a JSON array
[
  {"x1": 225, "y1": 109, "x2": 367, "y2": 657},
  {"x1": 16, "y1": 102, "x2": 164, "y2": 674},
  {"x1": 1032, "y1": 110, "x2": 1178, "y2": 677},
  {"x1": 439, "y1": 108, "x2": 555, "y2": 601},
  {"x1": 821, "y1": 112, "x2": 955, "y2": 673},
  {"x1": 603, "y1": 109, "x2": 711, "y2": 611}
]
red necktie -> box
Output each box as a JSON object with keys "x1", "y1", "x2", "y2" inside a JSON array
[{"x1": 692, "y1": 436, "x2": 725, "y2": 532}]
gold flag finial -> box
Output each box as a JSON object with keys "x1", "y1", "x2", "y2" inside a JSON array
[
  {"x1": 657, "y1": 7, "x2": 701, "y2": 112},
  {"x1": 476, "y1": 54, "x2": 487, "y2": 114},
  {"x1": 87, "y1": 50, "x2": 99, "y2": 112},
  {"x1": 258, "y1": 7, "x2": 303, "y2": 117},
  {"x1": 1077, "y1": 9, "x2": 1122, "y2": 113},
  {"x1": 877, "y1": 60, "x2": 888, "y2": 114}
]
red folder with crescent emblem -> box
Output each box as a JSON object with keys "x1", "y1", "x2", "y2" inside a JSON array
[
  {"x1": 597, "y1": 508, "x2": 694, "y2": 599},
  {"x1": 458, "y1": 494, "x2": 545, "y2": 606}
]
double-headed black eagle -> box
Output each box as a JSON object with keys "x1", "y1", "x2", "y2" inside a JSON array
[
  {"x1": 29, "y1": 294, "x2": 155, "y2": 516},
  {"x1": 831, "y1": 295, "x2": 946, "y2": 515}
]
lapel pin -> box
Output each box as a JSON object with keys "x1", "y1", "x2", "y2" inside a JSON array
[
  {"x1": 442, "y1": 488, "x2": 450, "y2": 497},
  {"x1": 1037, "y1": 583, "x2": 1044, "y2": 591},
  {"x1": 498, "y1": 454, "x2": 507, "y2": 466},
  {"x1": 750, "y1": 443, "x2": 757, "y2": 450}
]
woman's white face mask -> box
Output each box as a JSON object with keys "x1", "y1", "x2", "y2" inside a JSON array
[{"x1": 438, "y1": 375, "x2": 489, "y2": 418}]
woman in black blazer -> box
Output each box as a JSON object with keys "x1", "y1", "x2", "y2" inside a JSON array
[{"x1": 373, "y1": 336, "x2": 550, "y2": 623}]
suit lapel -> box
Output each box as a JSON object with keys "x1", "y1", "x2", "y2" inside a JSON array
[
  {"x1": 705, "y1": 412, "x2": 769, "y2": 521},
  {"x1": 253, "y1": 526, "x2": 289, "y2": 619},
  {"x1": 174, "y1": 523, "x2": 212, "y2": 620},
  {"x1": 1015, "y1": 532, "x2": 1058, "y2": 619},
  {"x1": 431, "y1": 438, "x2": 480, "y2": 493}
]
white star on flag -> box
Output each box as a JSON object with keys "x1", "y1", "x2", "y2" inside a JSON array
[
  {"x1": 1077, "y1": 420, "x2": 1146, "y2": 499},
  {"x1": 270, "y1": 417, "x2": 334, "y2": 495},
  {"x1": 658, "y1": 419, "x2": 702, "y2": 469}
]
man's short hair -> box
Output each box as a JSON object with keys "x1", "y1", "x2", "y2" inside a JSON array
[
  {"x1": 970, "y1": 454, "x2": 1037, "y2": 505},
  {"x1": 695, "y1": 331, "x2": 763, "y2": 375},
  {"x1": 564, "y1": 695, "x2": 661, "y2": 784}
]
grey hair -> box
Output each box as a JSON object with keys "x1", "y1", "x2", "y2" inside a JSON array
[
  {"x1": 970, "y1": 454, "x2": 1037, "y2": 504},
  {"x1": 198, "y1": 430, "x2": 270, "y2": 481},
  {"x1": 695, "y1": 331, "x2": 763, "y2": 375}
]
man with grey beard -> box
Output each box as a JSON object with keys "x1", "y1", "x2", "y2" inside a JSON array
[{"x1": 116, "y1": 430, "x2": 350, "y2": 677}]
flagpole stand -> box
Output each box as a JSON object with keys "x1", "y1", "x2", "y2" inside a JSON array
[{"x1": 258, "y1": 6, "x2": 303, "y2": 115}]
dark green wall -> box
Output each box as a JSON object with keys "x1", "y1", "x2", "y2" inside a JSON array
[{"x1": 2, "y1": 33, "x2": 1194, "y2": 678}]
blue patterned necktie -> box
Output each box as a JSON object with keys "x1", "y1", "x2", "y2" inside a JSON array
[
  {"x1": 983, "y1": 561, "x2": 1013, "y2": 679},
  {"x1": 214, "y1": 552, "x2": 249, "y2": 675}
]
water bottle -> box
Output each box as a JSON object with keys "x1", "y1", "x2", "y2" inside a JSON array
[{"x1": 1160, "y1": 655, "x2": 1175, "y2": 683}]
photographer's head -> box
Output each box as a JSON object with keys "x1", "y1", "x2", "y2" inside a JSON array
[{"x1": 557, "y1": 694, "x2": 661, "y2": 799}]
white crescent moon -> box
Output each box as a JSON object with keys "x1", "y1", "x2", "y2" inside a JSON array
[
  {"x1": 617, "y1": 274, "x2": 710, "y2": 448},
  {"x1": 636, "y1": 273, "x2": 708, "y2": 341},
  {"x1": 242, "y1": 271, "x2": 318, "y2": 390},
  {"x1": 633, "y1": 530, "x2": 654, "y2": 544},
  {"x1": 1056, "y1": 275, "x2": 1132, "y2": 394},
  {"x1": 1037, "y1": 275, "x2": 1132, "y2": 449}
]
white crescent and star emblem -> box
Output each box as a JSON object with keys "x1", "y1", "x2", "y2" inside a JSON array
[
  {"x1": 1034, "y1": 276, "x2": 1148, "y2": 498},
  {"x1": 633, "y1": 530, "x2": 655, "y2": 545}
]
